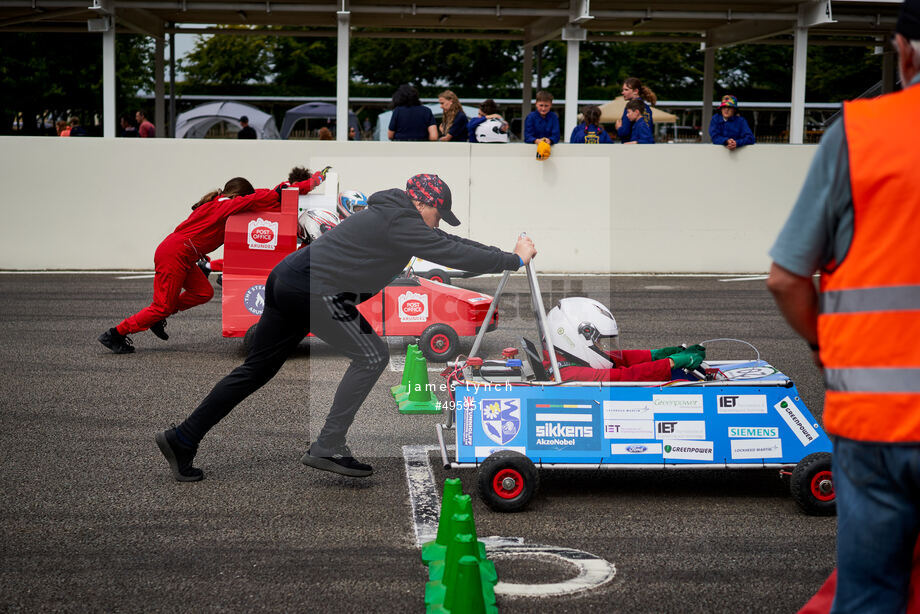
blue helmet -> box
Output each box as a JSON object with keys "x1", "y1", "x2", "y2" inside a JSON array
[{"x1": 336, "y1": 190, "x2": 368, "y2": 219}]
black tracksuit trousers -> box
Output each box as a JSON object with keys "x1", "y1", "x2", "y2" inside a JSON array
[{"x1": 178, "y1": 265, "x2": 389, "y2": 452}]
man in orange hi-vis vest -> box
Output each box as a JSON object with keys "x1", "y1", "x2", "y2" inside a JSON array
[{"x1": 766, "y1": 1, "x2": 920, "y2": 611}]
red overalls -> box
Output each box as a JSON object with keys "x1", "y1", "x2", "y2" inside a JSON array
[{"x1": 116, "y1": 176, "x2": 322, "y2": 335}]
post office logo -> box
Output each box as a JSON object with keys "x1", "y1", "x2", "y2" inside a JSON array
[
  {"x1": 244, "y1": 284, "x2": 266, "y2": 315},
  {"x1": 248, "y1": 218, "x2": 278, "y2": 251},
  {"x1": 398, "y1": 291, "x2": 429, "y2": 323}
]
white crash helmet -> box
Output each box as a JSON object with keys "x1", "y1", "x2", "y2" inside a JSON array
[
  {"x1": 298, "y1": 208, "x2": 340, "y2": 244},
  {"x1": 545, "y1": 297, "x2": 620, "y2": 368},
  {"x1": 474, "y1": 118, "x2": 510, "y2": 143},
  {"x1": 336, "y1": 190, "x2": 368, "y2": 219}
]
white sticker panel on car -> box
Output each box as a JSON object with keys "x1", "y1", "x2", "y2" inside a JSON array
[{"x1": 774, "y1": 396, "x2": 819, "y2": 446}]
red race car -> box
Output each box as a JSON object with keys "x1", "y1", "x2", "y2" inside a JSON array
[{"x1": 219, "y1": 189, "x2": 498, "y2": 362}]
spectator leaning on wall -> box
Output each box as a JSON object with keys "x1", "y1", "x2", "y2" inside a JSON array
[{"x1": 709, "y1": 95, "x2": 755, "y2": 150}]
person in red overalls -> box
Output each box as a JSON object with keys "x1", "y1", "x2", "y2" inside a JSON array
[
  {"x1": 98, "y1": 168, "x2": 327, "y2": 354},
  {"x1": 541, "y1": 297, "x2": 704, "y2": 381}
]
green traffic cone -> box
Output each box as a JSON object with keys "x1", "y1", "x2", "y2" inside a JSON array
[
  {"x1": 443, "y1": 556, "x2": 496, "y2": 614},
  {"x1": 422, "y1": 478, "x2": 463, "y2": 563},
  {"x1": 398, "y1": 349, "x2": 441, "y2": 414},
  {"x1": 391, "y1": 344, "x2": 417, "y2": 397},
  {"x1": 454, "y1": 495, "x2": 488, "y2": 562},
  {"x1": 428, "y1": 512, "x2": 497, "y2": 584},
  {"x1": 425, "y1": 533, "x2": 476, "y2": 605},
  {"x1": 395, "y1": 346, "x2": 424, "y2": 403}
]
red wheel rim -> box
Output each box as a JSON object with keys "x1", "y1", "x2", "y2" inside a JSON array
[
  {"x1": 430, "y1": 333, "x2": 450, "y2": 354},
  {"x1": 810, "y1": 470, "x2": 834, "y2": 502},
  {"x1": 493, "y1": 468, "x2": 524, "y2": 499},
  {"x1": 430, "y1": 275, "x2": 444, "y2": 283}
]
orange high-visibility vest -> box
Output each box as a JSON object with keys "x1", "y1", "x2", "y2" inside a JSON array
[{"x1": 818, "y1": 83, "x2": 920, "y2": 442}]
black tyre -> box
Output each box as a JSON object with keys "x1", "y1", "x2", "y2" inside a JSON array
[
  {"x1": 478, "y1": 451, "x2": 539, "y2": 513},
  {"x1": 424, "y1": 270, "x2": 451, "y2": 285},
  {"x1": 419, "y1": 323, "x2": 460, "y2": 362},
  {"x1": 242, "y1": 324, "x2": 258, "y2": 355},
  {"x1": 790, "y1": 452, "x2": 836, "y2": 516}
]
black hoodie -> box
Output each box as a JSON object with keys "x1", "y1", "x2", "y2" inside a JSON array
[{"x1": 277, "y1": 188, "x2": 521, "y2": 295}]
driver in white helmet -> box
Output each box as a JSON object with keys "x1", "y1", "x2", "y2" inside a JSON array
[
  {"x1": 298, "y1": 207, "x2": 340, "y2": 245},
  {"x1": 543, "y1": 297, "x2": 705, "y2": 381},
  {"x1": 336, "y1": 190, "x2": 368, "y2": 220}
]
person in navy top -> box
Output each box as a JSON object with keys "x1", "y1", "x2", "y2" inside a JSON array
[
  {"x1": 524, "y1": 90, "x2": 561, "y2": 144},
  {"x1": 709, "y1": 95, "x2": 756, "y2": 150},
  {"x1": 623, "y1": 99, "x2": 654, "y2": 144},
  {"x1": 616, "y1": 77, "x2": 656, "y2": 143},
  {"x1": 437, "y1": 90, "x2": 469, "y2": 142},
  {"x1": 387, "y1": 84, "x2": 438, "y2": 141},
  {"x1": 570, "y1": 105, "x2": 613, "y2": 144}
]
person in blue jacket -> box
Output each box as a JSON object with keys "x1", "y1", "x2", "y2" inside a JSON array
[
  {"x1": 387, "y1": 84, "x2": 438, "y2": 142},
  {"x1": 623, "y1": 99, "x2": 654, "y2": 144},
  {"x1": 709, "y1": 95, "x2": 755, "y2": 150},
  {"x1": 616, "y1": 77, "x2": 656, "y2": 143},
  {"x1": 570, "y1": 105, "x2": 613, "y2": 144},
  {"x1": 524, "y1": 90, "x2": 561, "y2": 144}
]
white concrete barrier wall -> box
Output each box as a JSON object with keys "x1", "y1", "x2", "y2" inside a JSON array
[{"x1": 0, "y1": 137, "x2": 816, "y2": 272}]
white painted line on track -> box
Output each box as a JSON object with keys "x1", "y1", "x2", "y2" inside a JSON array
[
  {"x1": 719, "y1": 275, "x2": 769, "y2": 282},
  {"x1": 0, "y1": 270, "x2": 154, "y2": 275},
  {"x1": 116, "y1": 274, "x2": 156, "y2": 280},
  {"x1": 402, "y1": 444, "x2": 616, "y2": 598}
]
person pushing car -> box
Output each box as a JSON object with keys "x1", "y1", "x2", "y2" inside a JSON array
[{"x1": 156, "y1": 173, "x2": 537, "y2": 482}]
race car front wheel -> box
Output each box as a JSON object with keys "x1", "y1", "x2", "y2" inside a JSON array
[
  {"x1": 478, "y1": 451, "x2": 539, "y2": 513},
  {"x1": 790, "y1": 452, "x2": 836, "y2": 516},
  {"x1": 423, "y1": 270, "x2": 451, "y2": 285},
  {"x1": 419, "y1": 323, "x2": 460, "y2": 362}
]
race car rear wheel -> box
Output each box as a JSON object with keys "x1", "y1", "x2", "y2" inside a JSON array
[
  {"x1": 419, "y1": 323, "x2": 460, "y2": 362},
  {"x1": 478, "y1": 451, "x2": 539, "y2": 513},
  {"x1": 423, "y1": 270, "x2": 451, "y2": 285},
  {"x1": 790, "y1": 452, "x2": 836, "y2": 516}
]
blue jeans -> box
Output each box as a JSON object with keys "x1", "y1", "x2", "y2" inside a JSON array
[{"x1": 831, "y1": 437, "x2": 920, "y2": 614}]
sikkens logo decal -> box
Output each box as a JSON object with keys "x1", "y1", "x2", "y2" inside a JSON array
[
  {"x1": 398, "y1": 291, "x2": 429, "y2": 323},
  {"x1": 247, "y1": 218, "x2": 278, "y2": 251}
]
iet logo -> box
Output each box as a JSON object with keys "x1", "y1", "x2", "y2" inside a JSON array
[
  {"x1": 657, "y1": 421, "x2": 677, "y2": 434},
  {"x1": 719, "y1": 396, "x2": 739, "y2": 408}
]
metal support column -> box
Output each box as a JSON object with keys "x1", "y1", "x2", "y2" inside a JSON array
[
  {"x1": 882, "y1": 50, "x2": 896, "y2": 93},
  {"x1": 154, "y1": 35, "x2": 165, "y2": 137},
  {"x1": 522, "y1": 44, "x2": 534, "y2": 119},
  {"x1": 168, "y1": 27, "x2": 176, "y2": 138},
  {"x1": 336, "y1": 7, "x2": 350, "y2": 142},
  {"x1": 701, "y1": 46, "x2": 715, "y2": 143},
  {"x1": 789, "y1": 22, "x2": 808, "y2": 144},
  {"x1": 562, "y1": 25, "x2": 585, "y2": 143},
  {"x1": 102, "y1": 16, "x2": 116, "y2": 138}
]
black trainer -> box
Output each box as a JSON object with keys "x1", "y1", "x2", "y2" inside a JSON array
[
  {"x1": 301, "y1": 444, "x2": 372, "y2": 477},
  {"x1": 98, "y1": 328, "x2": 135, "y2": 354},
  {"x1": 150, "y1": 319, "x2": 169, "y2": 341},
  {"x1": 155, "y1": 426, "x2": 204, "y2": 482},
  {"x1": 196, "y1": 258, "x2": 211, "y2": 278}
]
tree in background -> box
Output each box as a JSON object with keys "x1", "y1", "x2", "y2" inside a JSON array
[{"x1": 0, "y1": 32, "x2": 153, "y2": 135}]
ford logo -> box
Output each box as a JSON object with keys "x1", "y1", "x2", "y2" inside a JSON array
[{"x1": 626, "y1": 445, "x2": 647, "y2": 453}]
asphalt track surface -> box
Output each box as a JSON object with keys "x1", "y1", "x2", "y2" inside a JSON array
[{"x1": 0, "y1": 272, "x2": 836, "y2": 613}]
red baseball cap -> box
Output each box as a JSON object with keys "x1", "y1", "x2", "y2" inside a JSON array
[{"x1": 405, "y1": 173, "x2": 459, "y2": 226}]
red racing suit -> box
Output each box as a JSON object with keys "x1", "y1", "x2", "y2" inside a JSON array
[
  {"x1": 116, "y1": 175, "x2": 323, "y2": 335},
  {"x1": 543, "y1": 349, "x2": 672, "y2": 382}
]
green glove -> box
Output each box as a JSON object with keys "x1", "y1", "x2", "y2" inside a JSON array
[
  {"x1": 650, "y1": 346, "x2": 683, "y2": 361},
  {"x1": 319, "y1": 165, "x2": 332, "y2": 178},
  {"x1": 670, "y1": 351, "x2": 703, "y2": 370},
  {"x1": 685, "y1": 344, "x2": 706, "y2": 357}
]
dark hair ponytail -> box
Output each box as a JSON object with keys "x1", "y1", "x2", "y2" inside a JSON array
[
  {"x1": 191, "y1": 177, "x2": 254, "y2": 210},
  {"x1": 624, "y1": 77, "x2": 658, "y2": 105}
]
